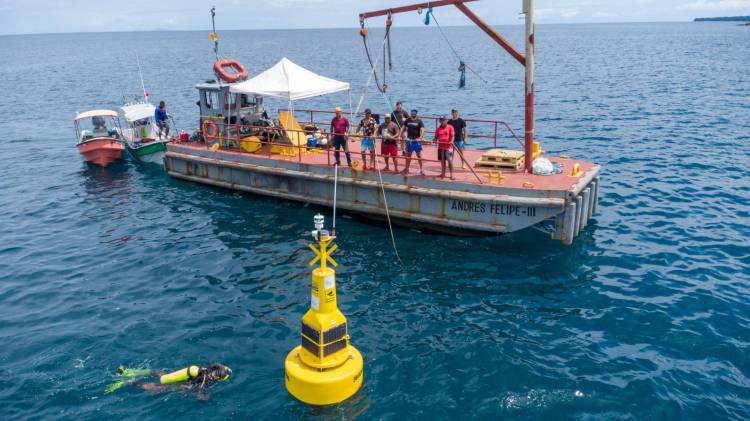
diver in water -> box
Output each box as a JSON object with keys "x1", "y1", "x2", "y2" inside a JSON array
[{"x1": 105, "y1": 363, "x2": 232, "y2": 401}]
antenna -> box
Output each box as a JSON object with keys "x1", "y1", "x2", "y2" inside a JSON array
[
  {"x1": 210, "y1": 6, "x2": 219, "y2": 61},
  {"x1": 135, "y1": 54, "x2": 148, "y2": 101}
]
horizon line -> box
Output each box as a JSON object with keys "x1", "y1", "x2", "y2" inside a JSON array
[{"x1": 0, "y1": 19, "x2": 704, "y2": 37}]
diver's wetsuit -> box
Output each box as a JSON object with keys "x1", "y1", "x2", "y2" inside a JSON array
[{"x1": 113, "y1": 364, "x2": 232, "y2": 401}]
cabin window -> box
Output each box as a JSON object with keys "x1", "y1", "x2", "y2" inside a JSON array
[{"x1": 204, "y1": 91, "x2": 220, "y2": 114}]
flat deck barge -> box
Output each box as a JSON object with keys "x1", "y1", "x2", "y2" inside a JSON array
[{"x1": 165, "y1": 140, "x2": 600, "y2": 244}]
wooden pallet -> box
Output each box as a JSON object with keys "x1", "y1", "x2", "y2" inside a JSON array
[{"x1": 474, "y1": 149, "x2": 525, "y2": 171}]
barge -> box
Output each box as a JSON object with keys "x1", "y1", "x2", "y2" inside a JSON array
[{"x1": 165, "y1": 0, "x2": 601, "y2": 244}]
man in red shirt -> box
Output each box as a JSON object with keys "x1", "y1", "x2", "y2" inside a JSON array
[
  {"x1": 329, "y1": 107, "x2": 352, "y2": 167},
  {"x1": 434, "y1": 117, "x2": 455, "y2": 179}
]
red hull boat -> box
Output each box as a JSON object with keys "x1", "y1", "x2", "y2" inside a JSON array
[
  {"x1": 78, "y1": 138, "x2": 125, "y2": 167},
  {"x1": 74, "y1": 109, "x2": 125, "y2": 167}
]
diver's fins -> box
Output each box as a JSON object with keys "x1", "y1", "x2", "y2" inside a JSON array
[
  {"x1": 104, "y1": 380, "x2": 127, "y2": 394},
  {"x1": 115, "y1": 366, "x2": 151, "y2": 378}
]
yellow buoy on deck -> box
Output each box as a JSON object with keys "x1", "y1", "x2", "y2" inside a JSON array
[{"x1": 285, "y1": 214, "x2": 363, "y2": 405}]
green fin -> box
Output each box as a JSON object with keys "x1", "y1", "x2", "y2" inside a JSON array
[
  {"x1": 115, "y1": 367, "x2": 151, "y2": 379},
  {"x1": 104, "y1": 380, "x2": 126, "y2": 394}
]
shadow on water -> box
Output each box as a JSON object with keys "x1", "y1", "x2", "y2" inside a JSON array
[{"x1": 79, "y1": 160, "x2": 132, "y2": 193}]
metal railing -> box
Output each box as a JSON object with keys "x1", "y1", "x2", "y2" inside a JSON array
[
  {"x1": 195, "y1": 117, "x2": 485, "y2": 183},
  {"x1": 280, "y1": 108, "x2": 523, "y2": 148}
]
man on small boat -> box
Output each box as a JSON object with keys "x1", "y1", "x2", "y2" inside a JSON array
[
  {"x1": 435, "y1": 117, "x2": 456, "y2": 179},
  {"x1": 154, "y1": 101, "x2": 170, "y2": 139},
  {"x1": 379, "y1": 115, "x2": 400, "y2": 172},
  {"x1": 105, "y1": 363, "x2": 232, "y2": 401},
  {"x1": 447, "y1": 109, "x2": 468, "y2": 168},
  {"x1": 330, "y1": 107, "x2": 352, "y2": 167},
  {"x1": 400, "y1": 109, "x2": 426, "y2": 176},
  {"x1": 356, "y1": 108, "x2": 377, "y2": 170}
]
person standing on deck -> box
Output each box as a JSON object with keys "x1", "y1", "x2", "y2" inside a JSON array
[
  {"x1": 400, "y1": 109, "x2": 426, "y2": 176},
  {"x1": 155, "y1": 101, "x2": 170, "y2": 139},
  {"x1": 435, "y1": 117, "x2": 455, "y2": 179},
  {"x1": 356, "y1": 108, "x2": 377, "y2": 170},
  {"x1": 330, "y1": 107, "x2": 352, "y2": 167},
  {"x1": 447, "y1": 109, "x2": 468, "y2": 168},
  {"x1": 391, "y1": 101, "x2": 409, "y2": 152},
  {"x1": 378, "y1": 115, "x2": 400, "y2": 172}
]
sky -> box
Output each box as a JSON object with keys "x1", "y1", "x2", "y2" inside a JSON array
[{"x1": 1, "y1": 0, "x2": 749, "y2": 35}]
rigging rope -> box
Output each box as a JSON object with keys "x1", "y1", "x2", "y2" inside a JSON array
[
  {"x1": 354, "y1": 31, "x2": 403, "y2": 264},
  {"x1": 423, "y1": 4, "x2": 486, "y2": 87},
  {"x1": 360, "y1": 18, "x2": 392, "y2": 93}
]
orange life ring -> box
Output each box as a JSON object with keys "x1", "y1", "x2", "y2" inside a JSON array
[
  {"x1": 213, "y1": 59, "x2": 248, "y2": 83},
  {"x1": 202, "y1": 119, "x2": 219, "y2": 140}
]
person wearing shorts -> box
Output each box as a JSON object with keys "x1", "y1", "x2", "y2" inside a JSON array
[
  {"x1": 329, "y1": 107, "x2": 352, "y2": 167},
  {"x1": 447, "y1": 108, "x2": 467, "y2": 168},
  {"x1": 379, "y1": 115, "x2": 400, "y2": 172},
  {"x1": 435, "y1": 117, "x2": 455, "y2": 179},
  {"x1": 400, "y1": 109, "x2": 425, "y2": 176},
  {"x1": 356, "y1": 108, "x2": 377, "y2": 170},
  {"x1": 391, "y1": 101, "x2": 409, "y2": 152}
]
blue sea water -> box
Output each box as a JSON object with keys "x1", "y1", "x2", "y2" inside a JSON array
[{"x1": 0, "y1": 21, "x2": 749, "y2": 420}]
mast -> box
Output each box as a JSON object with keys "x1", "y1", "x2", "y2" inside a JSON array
[{"x1": 523, "y1": 0, "x2": 535, "y2": 172}]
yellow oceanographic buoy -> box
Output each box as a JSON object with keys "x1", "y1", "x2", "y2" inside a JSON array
[{"x1": 284, "y1": 214, "x2": 363, "y2": 405}]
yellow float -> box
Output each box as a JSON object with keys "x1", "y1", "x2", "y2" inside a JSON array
[{"x1": 284, "y1": 214, "x2": 363, "y2": 405}]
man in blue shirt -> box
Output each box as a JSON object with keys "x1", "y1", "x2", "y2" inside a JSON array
[{"x1": 154, "y1": 101, "x2": 169, "y2": 139}]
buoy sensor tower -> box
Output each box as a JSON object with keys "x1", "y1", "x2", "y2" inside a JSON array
[{"x1": 285, "y1": 214, "x2": 363, "y2": 405}]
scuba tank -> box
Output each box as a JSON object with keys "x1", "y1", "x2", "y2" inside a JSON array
[{"x1": 160, "y1": 365, "x2": 202, "y2": 384}]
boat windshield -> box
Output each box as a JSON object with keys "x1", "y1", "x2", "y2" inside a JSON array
[{"x1": 78, "y1": 116, "x2": 121, "y2": 141}]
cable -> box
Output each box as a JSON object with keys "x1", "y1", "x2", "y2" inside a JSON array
[
  {"x1": 426, "y1": 7, "x2": 487, "y2": 84},
  {"x1": 332, "y1": 163, "x2": 338, "y2": 235},
  {"x1": 355, "y1": 33, "x2": 403, "y2": 264}
]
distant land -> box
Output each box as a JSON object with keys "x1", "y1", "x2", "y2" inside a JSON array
[{"x1": 694, "y1": 16, "x2": 750, "y2": 22}]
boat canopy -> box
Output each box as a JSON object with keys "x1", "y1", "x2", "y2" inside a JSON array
[
  {"x1": 75, "y1": 109, "x2": 119, "y2": 121},
  {"x1": 121, "y1": 102, "x2": 156, "y2": 122},
  {"x1": 229, "y1": 57, "x2": 349, "y2": 101}
]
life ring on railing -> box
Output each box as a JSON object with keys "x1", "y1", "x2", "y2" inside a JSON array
[
  {"x1": 213, "y1": 59, "x2": 248, "y2": 83},
  {"x1": 202, "y1": 119, "x2": 219, "y2": 140}
]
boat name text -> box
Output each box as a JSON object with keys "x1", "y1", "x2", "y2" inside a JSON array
[{"x1": 451, "y1": 200, "x2": 536, "y2": 217}]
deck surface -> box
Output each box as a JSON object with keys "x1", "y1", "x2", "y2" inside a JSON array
[{"x1": 172, "y1": 141, "x2": 599, "y2": 193}]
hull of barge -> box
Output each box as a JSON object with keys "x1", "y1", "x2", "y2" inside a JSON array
[{"x1": 164, "y1": 143, "x2": 600, "y2": 244}]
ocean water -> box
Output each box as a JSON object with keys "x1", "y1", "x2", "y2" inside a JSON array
[{"x1": 1, "y1": 22, "x2": 749, "y2": 420}]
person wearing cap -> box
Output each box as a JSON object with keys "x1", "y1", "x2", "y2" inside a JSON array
[
  {"x1": 356, "y1": 108, "x2": 377, "y2": 170},
  {"x1": 434, "y1": 116, "x2": 456, "y2": 179},
  {"x1": 400, "y1": 109, "x2": 425, "y2": 176},
  {"x1": 447, "y1": 109, "x2": 468, "y2": 168},
  {"x1": 378, "y1": 114, "x2": 400, "y2": 172},
  {"x1": 330, "y1": 107, "x2": 352, "y2": 167}
]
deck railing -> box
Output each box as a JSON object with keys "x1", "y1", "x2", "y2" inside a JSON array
[
  {"x1": 196, "y1": 117, "x2": 485, "y2": 183},
  {"x1": 280, "y1": 108, "x2": 523, "y2": 149}
]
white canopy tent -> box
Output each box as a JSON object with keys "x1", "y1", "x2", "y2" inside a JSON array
[{"x1": 229, "y1": 57, "x2": 350, "y2": 100}]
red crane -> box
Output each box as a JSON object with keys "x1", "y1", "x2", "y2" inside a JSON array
[{"x1": 359, "y1": 0, "x2": 536, "y2": 172}]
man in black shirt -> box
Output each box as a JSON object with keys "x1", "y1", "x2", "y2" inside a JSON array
[
  {"x1": 400, "y1": 109, "x2": 425, "y2": 176},
  {"x1": 447, "y1": 108, "x2": 468, "y2": 168},
  {"x1": 391, "y1": 101, "x2": 409, "y2": 152}
]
